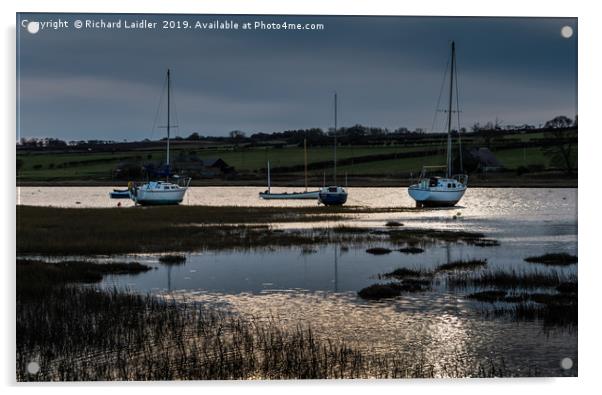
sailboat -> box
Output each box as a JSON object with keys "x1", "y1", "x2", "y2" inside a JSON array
[
  {"x1": 408, "y1": 41, "x2": 468, "y2": 207},
  {"x1": 318, "y1": 93, "x2": 348, "y2": 206},
  {"x1": 258, "y1": 137, "x2": 320, "y2": 199},
  {"x1": 129, "y1": 69, "x2": 191, "y2": 205}
]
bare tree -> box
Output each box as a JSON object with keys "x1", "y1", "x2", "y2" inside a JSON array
[{"x1": 541, "y1": 116, "x2": 577, "y2": 174}]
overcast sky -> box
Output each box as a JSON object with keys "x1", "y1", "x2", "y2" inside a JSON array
[{"x1": 17, "y1": 14, "x2": 577, "y2": 141}]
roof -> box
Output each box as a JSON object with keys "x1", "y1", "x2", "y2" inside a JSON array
[
  {"x1": 200, "y1": 158, "x2": 228, "y2": 167},
  {"x1": 469, "y1": 147, "x2": 503, "y2": 167}
]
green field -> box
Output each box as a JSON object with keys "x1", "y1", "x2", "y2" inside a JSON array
[{"x1": 16, "y1": 129, "x2": 577, "y2": 183}]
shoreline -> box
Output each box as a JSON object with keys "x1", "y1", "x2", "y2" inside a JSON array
[{"x1": 16, "y1": 178, "x2": 578, "y2": 188}]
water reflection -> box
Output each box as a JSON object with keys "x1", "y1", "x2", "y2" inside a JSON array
[{"x1": 21, "y1": 186, "x2": 578, "y2": 376}]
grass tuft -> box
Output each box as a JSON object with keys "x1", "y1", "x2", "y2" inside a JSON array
[
  {"x1": 385, "y1": 221, "x2": 403, "y2": 227},
  {"x1": 524, "y1": 253, "x2": 577, "y2": 266},
  {"x1": 467, "y1": 290, "x2": 507, "y2": 302},
  {"x1": 366, "y1": 247, "x2": 392, "y2": 255},
  {"x1": 437, "y1": 259, "x2": 487, "y2": 272},
  {"x1": 381, "y1": 267, "x2": 425, "y2": 279},
  {"x1": 397, "y1": 247, "x2": 425, "y2": 254},
  {"x1": 158, "y1": 254, "x2": 187, "y2": 264}
]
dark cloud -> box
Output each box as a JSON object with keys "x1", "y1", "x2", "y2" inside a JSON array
[{"x1": 17, "y1": 13, "x2": 577, "y2": 140}]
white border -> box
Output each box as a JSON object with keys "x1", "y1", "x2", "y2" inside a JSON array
[{"x1": 3, "y1": 1, "x2": 599, "y2": 394}]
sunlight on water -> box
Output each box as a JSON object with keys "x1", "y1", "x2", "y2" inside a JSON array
[{"x1": 19, "y1": 186, "x2": 578, "y2": 376}]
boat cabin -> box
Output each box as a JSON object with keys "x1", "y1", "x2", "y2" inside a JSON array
[{"x1": 140, "y1": 181, "x2": 183, "y2": 191}]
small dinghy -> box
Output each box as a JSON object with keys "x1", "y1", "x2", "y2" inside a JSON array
[
  {"x1": 109, "y1": 188, "x2": 130, "y2": 199},
  {"x1": 258, "y1": 161, "x2": 320, "y2": 200}
]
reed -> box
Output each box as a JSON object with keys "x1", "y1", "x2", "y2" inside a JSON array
[
  {"x1": 17, "y1": 206, "x2": 499, "y2": 255},
  {"x1": 16, "y1": 260, "x2": 507, "y2": 380},
  {"x1": 387, "y1": 228, "x2": 493, "y2": 246},
  {"x1": 524, "y1": 253, "x2": 577, "y2": 266},
  {"x1": 397, "y1": 247, "x2": 425, "y2": 254},
  {"x1": 357, "y1": 283, "x2": 404, "y2": 299},
  {"x1": 380, "y1": 267, "x2": 426, "y2": 279},
  {"x1": 448, "y1": 269, "x2": 574, "y2": 289},
  {"x1": 437, "y1": 259, "x2": 487, "y2": 272},
  {"x1": 385, "y1": 221, "x2": 403, "y2": 227},
  {"x1": 158, "y1": 254, "x2": 187, "y2": 264},
  {"x1": 365, "y1": 247, "x2": 393, "y2": 255}
]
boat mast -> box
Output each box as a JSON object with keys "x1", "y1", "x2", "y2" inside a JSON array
[
  {"x1": 267, "y1": 160, "x2": 271, "y2": 193},
  {"x1": 333, "y1": 92, "x2": 338, "y2": 184},
  {"x1": 304, "y1": 137, "x2": 308, "y2": 192},
  {"x1": 446, "y1": 42, "x2": 455, "y2": 178},
  {"x1": 166, "y1": 69, "x2": 171, "y2": 179}
]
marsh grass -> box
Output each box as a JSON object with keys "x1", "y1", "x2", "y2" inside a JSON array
[
  {"x1": 381, "y1": 268, "x2": 423, "y2": 278},
  {"x1": 397, "y1": 247, "x2": 425, "y2": 254},
  {"x1": 17, "y1": 206, "x2": 499, "y2": 255},
  {"x1": 490, "y1": 293, "x2": 578, "y2": 327},
  {"x1": 524, "y1": 253, "x2": 578, "y2": 266},
  {"x1": 447, "y1": 269, "x2": 573, "y2": 289},
  {"x1": 473, "y1": 239, "x2": 501, "y2": 247},
  {"x1": 357, "y1": 283, "x2": 404, "y2": 299},
  {"x1": 437, "y1": 259, "x2": 488, "y2": 272},
  {"x1": 387, "y1": 229, "x2": 489, "y2": 246},
  {"x1": 366, "y1": 247, "x2": 393, "y2": 255},
  {"x1": 556, "y1": 282, "x2": 577, "y2": 294},
  {"x1": 17, "y1": 259, "x2": 150, "y2": 300},
  {"x1": 385, "y1": 221, "x2": 403, "y2": 227},
  {"x1": 16, "y1": 260, "x2": 506, "y2": 380},
  {"x1": 466, "y1": 290, "x2": 508, "y2": 303},
  {"x1": 158, "y1": 254, "x2": 187, "y2": 264}
]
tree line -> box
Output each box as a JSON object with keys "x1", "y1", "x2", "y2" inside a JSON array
[{"x1": 17, "y1": 115, "x2": 576, "y2": 149}]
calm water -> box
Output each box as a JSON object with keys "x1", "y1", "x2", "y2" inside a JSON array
[{"x1": 18, "y1": 186, "x2": 578, "y2": 376}]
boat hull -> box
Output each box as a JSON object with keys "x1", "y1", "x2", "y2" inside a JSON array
[
  {"x1": 130, "y1": 188, "x2": 187, "y2": 206},
  {"x1": 318, "y1": 191, "x2": 348, "y2": 206},
  {"x1": 408, "y1": 186, "x2": 466, "y2": 207},
  {"x1": 259, "y1": 190, "x2": 320, "y2": 200},
  {"x1": 109, "y1": 190, "x2": 130, "y2": 199}
]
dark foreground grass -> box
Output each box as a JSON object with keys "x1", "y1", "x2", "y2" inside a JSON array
[
  {"x1": 16, "y1": 260, "x2": 507, "y2": 380},
  {"x1": 467, "y1": 289, "x2": 577, "y2": 328},
  {"x1": 524, "y1": 253, "x2": 578, "y2": 266},
  {"x1": 491, "y1": 293, "x2": 577, "y2": 328},
  {"x1": 17, "y1": 259, "x2": 150, "y2": 299}
]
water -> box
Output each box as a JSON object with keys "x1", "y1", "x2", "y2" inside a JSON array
[{"x1": 18, "y1": 186, "x2": 578, "y2": 376}]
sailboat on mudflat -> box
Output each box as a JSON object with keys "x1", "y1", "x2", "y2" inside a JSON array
[
  {"x1": 128, "y1": 69, "x2": 191, "y2": 205},
  {"x1": 259, "y1": 135, "x2": 320, "y2": 200},
  {"x1": 318, "y1": 93, "x2": 348, "y2": 206},
  {"x1": 408, "y1": 41, "x2": 468, "y2": 208}
]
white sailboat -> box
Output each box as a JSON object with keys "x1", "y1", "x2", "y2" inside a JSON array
[
  {"x1": 408, "y1": 41, "x2": 468, "y2": 208},
  {"x1": 318, "y1": 93, "x2": 348, "y2": 206},
  {"x1": 130, "y1": 69, "x2": 191, "y2": 205}
]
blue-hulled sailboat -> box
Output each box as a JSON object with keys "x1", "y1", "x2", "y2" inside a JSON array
[{"x1": 318, "y1": 93, "x2": 348, "y2": 206}]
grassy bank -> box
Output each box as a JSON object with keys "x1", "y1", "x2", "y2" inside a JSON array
[
  {"x1": 16, "y1": 260, "x2": 508, "y2": 380},
  {"x1": 16, "y1": 206, "x2": 493, "y2": 255}
]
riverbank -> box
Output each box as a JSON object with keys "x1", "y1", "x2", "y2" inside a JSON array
[{"x1": 16, "y1": 172, "x2": 578, "y2": 188}]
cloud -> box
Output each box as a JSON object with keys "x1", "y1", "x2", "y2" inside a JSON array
[{"x1": 17, "y1": 13, "x2": 577, "y2": 139}]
